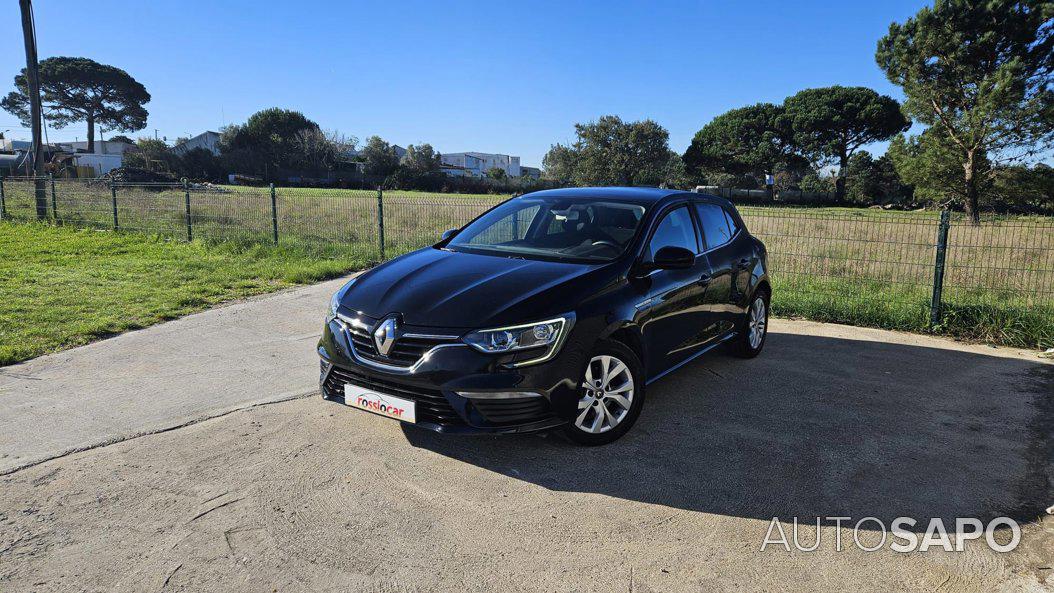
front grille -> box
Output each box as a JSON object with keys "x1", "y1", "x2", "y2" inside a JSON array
[
  {"x1": 472, "y1": 397, "x2": 554, "y2": 425},
  {"x1": 323, "y1": 364, "x2": 464, "y2": 426},
  {"x1": 345, "y1": 323, "x2": 458, "y2": 367}
]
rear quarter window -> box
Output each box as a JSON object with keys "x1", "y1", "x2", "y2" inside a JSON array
[
  {"x1": 694, "y1": 203, "x2": 733, "y2": 250},
  {"x1": 723, "y1": 208, "x2": 742, "y2": 237}
]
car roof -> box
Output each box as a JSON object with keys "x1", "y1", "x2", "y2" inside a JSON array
[{"x1": 521, "y1": 186, "x2": 692, "y2": 204}]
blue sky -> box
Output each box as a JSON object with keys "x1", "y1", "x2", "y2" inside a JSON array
[{"x1": 0, "y1": 0, "x2": 933, "y2": 167}]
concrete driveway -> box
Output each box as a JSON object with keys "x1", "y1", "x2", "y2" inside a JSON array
[
  {"x1": 0, "y1": 275, "x2": 352, "y2": 475},
  {"x1": 0, "y1": 278, "x2": 1051, "y2": 592}
]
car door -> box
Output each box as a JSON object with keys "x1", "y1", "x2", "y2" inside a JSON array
[
  {"x1": 634, "y1": 204, "x2": 715, "y2": 377},
  {"x1": 719, "y1": 206, "x2": 756, "y2": 315},
  {"x1": 693, "y1": 200, "x2": 743, "y2": 335}
]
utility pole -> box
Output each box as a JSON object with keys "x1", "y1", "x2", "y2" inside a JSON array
[{"x1": 19, "y1": 0, "x2": 47, "y2": 219}]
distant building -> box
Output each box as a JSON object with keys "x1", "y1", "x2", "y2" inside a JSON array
[
  {"x1": 59, "y1": 140, "x2": 138, "y2": 155},
  {"x1": 0, "y1": 138, "x2": 125, "y2": 176},
  {"x1": 440, "y1": 152, "x2": 483, "y2": 176},
  {"x1": 73, "y1": 153, "x2": 123, "y2": 176},
  {"x1": 439, "y1": 163, "x2": 474, "y2": 177},
  {"x1": 520, "y1": 166, "x2": 542, "y2": 180},
  {"x1": 0, "y1": 138, "x2": 32, "y2": 152},
  {"x1": 173, "y1": 131, "x2": 222, "y2": 156},
  {"x1": 441, "y1": 152, "x2": 521, "y2": 178}
]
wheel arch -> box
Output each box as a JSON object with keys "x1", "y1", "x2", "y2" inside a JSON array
[
  {"x1": 598, "y1": 321, "x2": 645, "y2": 367},
  {"x1": 754, "y1": 277, "x2": 771, "y2": 300}
]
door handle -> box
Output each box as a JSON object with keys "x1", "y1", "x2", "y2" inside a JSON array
[
  {"x1": 697, "y1": 273, "x2": 712, "y2": 285},
  {"x1": 738, "y1": 258, "x2": 750, "y2": 266}
]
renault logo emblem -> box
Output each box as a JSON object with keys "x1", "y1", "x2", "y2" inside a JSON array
[{"x1": 373, "y1": 317, "x2": 399, "y2": 356}]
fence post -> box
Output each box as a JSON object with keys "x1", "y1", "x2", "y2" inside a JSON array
[
  {"x1": 34, "y1": 176, "x2": 47, "y2": 220},
  {"x1": 183, "y1": 179, "x2": 193, "y2": 242},
  {"x1": 376, "y1": 186, "x2": 386, "y2": 260},
  {"x1": 0, "y1": 177, "x2": 6, "y2": 220},
  {"x1": 929, "y1": 209, "x2": 951, "y2": 328},
  {"x1": 270, "y1": 183, "x2": 279, "y2": 245},
  {"x1": 110, "y1": 182, "x2": 119, "y2": 230},
  {"x1": 49, "y1": 173, "x2": 58, "y2": 224}
]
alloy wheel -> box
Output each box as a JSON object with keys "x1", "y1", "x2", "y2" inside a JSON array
[
  {"x1": 748, "y1": 297, "x2": 767, "y2": 349},
  {"x1": 574, "y1": 355, "x2": 634, "y2": 434}
]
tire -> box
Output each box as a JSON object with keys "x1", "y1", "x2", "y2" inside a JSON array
[
  {"x1": 563, "y1": 340, "x2": 646, "y2": 446},
  {"x1": 730, "y1": 288, "x2": 770, "y2": 358}
]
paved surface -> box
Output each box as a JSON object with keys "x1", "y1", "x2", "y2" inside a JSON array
[
  {"x1": 0, "y1": 278, "x2": 1052, "y2": 591},
  {"x1": 0, "y1": 275, "x2": 353, "y2": 475}
]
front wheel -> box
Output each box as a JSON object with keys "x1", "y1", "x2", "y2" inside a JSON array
[
  {"x1": 730, "y1": 289, "x2": 769, "y2": 358},
  {"x1": 563, "y1": 340, "x2": 645, "y2": 446}
]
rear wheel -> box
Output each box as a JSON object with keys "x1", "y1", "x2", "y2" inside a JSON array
[
  {"x1": 563, "y1": 340, "x2": 645, "y2": 446},
  {"x1": 730, "y1": 289, "x2": 769, "y2": 358}
]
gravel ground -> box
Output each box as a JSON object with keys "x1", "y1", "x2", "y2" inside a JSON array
[{"x1": 1, "y1": 320, "x2": 1051, "y2": 592}]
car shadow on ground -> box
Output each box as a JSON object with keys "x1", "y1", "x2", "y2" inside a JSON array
[{"x1": 403, "y1": 331, "x2": 1054, "y2": 530}]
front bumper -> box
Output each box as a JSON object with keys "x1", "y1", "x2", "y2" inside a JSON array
[{"x1": 317, "y1": 316, "x2": 592, "y2": 434}]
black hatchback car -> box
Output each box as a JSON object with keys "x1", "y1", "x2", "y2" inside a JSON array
[{"x1": 318, "y1": 187, "x2": 769, "y2": 444}]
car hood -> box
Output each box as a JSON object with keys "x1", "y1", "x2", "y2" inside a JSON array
[{"x1": 341, "y1": 248, "x2": 610, "y2": 328}]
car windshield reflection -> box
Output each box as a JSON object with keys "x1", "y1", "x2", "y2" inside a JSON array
[{"x1": 446, "y1": 197, "x2": 648, "y2": 263}]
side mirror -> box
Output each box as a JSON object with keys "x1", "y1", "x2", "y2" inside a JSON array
[
  {"x1": 441, "y1": 228, "x2": 459, "y2": 241},
  {"x1": 651, "y1": 246, "x2": 695, "y2": 270}
]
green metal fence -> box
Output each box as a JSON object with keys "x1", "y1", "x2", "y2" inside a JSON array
[
  {"x1": 2, "y1": 176, "x2": 1051, "y2": 347},
  {"x1": 737, "y1": 205, "x2": 1053, "y2": 345}
]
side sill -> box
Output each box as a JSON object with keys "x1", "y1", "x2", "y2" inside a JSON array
[{"x1": 645, "y1": 331, "x2": 736, "y2": 386}]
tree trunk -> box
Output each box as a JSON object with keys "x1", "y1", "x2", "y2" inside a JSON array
[
  {"x1": 835, "y1": 152, "x2": 848, "y2": 203},
  {"x1": 963, "y1": 150, "x2": 980, "y2": 225},
  {"x1": 86, "y1": 113, "x2": 95, "y2": 154}
]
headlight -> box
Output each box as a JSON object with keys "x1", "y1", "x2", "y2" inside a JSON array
[
  {"x1": 463, "y1": 314, "x2": 574, "y2": 367},
  {"x1": 325, "y1": 291, "x2": 341, "y2": 323},
  {"x1": 325, "y1": 277, "x2": 357, "y2": 323}
]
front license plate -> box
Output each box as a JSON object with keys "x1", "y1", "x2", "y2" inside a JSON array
[{"x1": 343, "y1": 384, "x2": 416, "y2": 423}]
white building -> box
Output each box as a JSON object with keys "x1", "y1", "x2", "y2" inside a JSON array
[
  {"x1": 73, "y1": 153, "x2": 123, "y2": 176},
  {"x1": 60, "y1": 140, "x2": 138, "y2": 155},
  {"x1": 439, "y1": 163, "x2": 474, "y2": 177},
  {"x1": 441, "y1": 152, "x2": 521, "y2": 177},
  {"x1": 0, "y1": 137, "x2": 127, "y2": 176},
  {"x1": 173, "y1": 131, "x2": 222, "y2": 156}
]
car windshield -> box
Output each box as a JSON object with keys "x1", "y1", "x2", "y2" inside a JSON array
[{"x1": 445, "y1": 196, "x2": 648, "y2": 263}]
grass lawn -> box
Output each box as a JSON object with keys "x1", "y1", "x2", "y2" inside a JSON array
[{"x1": 0, "y1": 221, "x2": 370, "y2": 366}]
